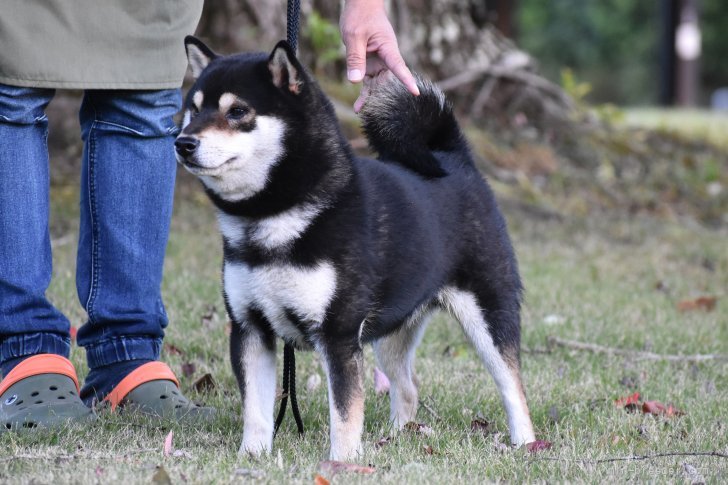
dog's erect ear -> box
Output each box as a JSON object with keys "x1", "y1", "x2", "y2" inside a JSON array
[
  {"x1": 268, "y1": 41, "x2": 305, "y2": 95},
  {"x1": 185, "y1": 36, "x2": 218, "y2": 79}
]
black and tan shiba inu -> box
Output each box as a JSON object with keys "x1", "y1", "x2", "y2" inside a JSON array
[{"x1": 175, "y1": 36, "x2": 535, "y2": 460}]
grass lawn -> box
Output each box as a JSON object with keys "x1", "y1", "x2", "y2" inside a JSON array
[
  {"x1": 1, "y1": 170, "x2": 726, "y2": 484},
  {"x1": 622, "y1": 108, "x2": 728, "y2": 151}
]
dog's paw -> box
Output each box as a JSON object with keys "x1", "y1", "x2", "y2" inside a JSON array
[
  {"x1": 238, "y1": 441, "x2": 270, "y2": 457},
  {"x1": 239, "y1": 430, "x2": 272, "y2": 457}
]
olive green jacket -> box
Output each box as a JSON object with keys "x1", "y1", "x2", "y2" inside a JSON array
[{"x1": 0, "y1": 0, "x2": 204, "y2": 89}]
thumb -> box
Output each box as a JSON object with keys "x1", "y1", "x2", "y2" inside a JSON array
[{"x1": 345, "y1": 37, "x2": 367, "y2": 83}]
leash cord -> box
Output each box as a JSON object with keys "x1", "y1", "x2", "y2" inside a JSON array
[
  {"x1": 273, "y1": 0, "x2": 304, "y2": 440},
  {"x1": 286, "y1": 0, "x2": 302, "y2": 52},
  {"x1": 273, "y1": 342, "x2": 304, "y2": 437}
]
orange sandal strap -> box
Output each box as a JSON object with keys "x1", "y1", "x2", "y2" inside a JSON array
[
  {"x1": 0, "y1": 354, "x2": 80, "y2": 396},
  {"x1": 103, "y1": 361, "x2": 179, "y2": 411}
]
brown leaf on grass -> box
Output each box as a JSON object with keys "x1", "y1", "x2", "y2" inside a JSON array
[
  {"x1": 677, "y1": 296, "x2": 717, "y2": 312},
  {"x1": 193, "y1": 373, "x2": 216, "y2": 394},
  {"x1": 163, "y1": 430, "x2": 174, "y2": 457},
  {"x1": 526, "y1": 440, "x2": 552, "y2": 453},
  {"x1": 642, "y1": 400, "x2": 685, "y2": 417},
  {"x1": 374, "y1": 436, "x2": 392, "y2": 449},
  {"x1": 470, "y1": 416, "x2": 492, "y2": 436},
  {"x1": 314, "y1": 475, "x2": 330, "y2": 485},
  {"x1": 164, "y1": 343, "x2": 184, "y2": 356},
  {"x1": 373, "y1": 367, "x2": 390, "y2": 395},
  {"x1": 423, "y1": 445, "x2": 437, "y2": 455},
  {"x1": 181, "y1": 362, "x2": 196, "y2": 378},
  {"x1": 655, "y1": 280, "x2": 671, "y2": 295},
  {"x1": 318, "y1": 461, "x2": 375, "y2": 475},
  {"x1": 404, "y1": 421, "x2": 434, "y2": 436},
  {"x1": 152, "y1": 465, "x2": 172, "y2": 485},
  {"x1": 615, "y1": 391, "x2": 641, "y2": 407}
]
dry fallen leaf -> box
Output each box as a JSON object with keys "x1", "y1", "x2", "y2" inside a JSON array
[
  {"x1": 193, "y1": 373, "x2": 216, "y2": 394},
  {"x1": 526, "y1": 440, "x2": 553, "y2": 453},
  {"x1": 181, "y1": 362, "x2": 196, "y2": 378},
  {"x1": 374, "y1": 436, "x2": 392, "y2": 449},
  {"x1": 404, "y1": 422, "x2": 434, "y2": 436},
  {"x1": 470, "y1": 416, "x2": 492, "y2": 436},
  {"x1": 642, "y1": 400, "x2": 684, "y2": 417},
  {"x1": 423, "y1": 444, "x2": 436, "y2": 455},
  {"x1": 314, "y1": 475, "x2": 330, "y2": 485},
  {"x1": 318, "y1": 461, "x2": 376, "y2": 475},
  {"x1": 677, "y1": 296, "x2": 717, "y2": 312},
  {"x1": 615, "y1": 391, "x2": 641, "y2": 407},
  {"x1": 373, "y1": 367, "x2": 390, "y2": 395},
  {"x1": 164, "y1": 343, "x2": 184, "y2": 356},
  {"x1": 163, "y1": 430, "x2": 174, "y2": 457}
]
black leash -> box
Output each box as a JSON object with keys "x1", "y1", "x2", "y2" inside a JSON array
[
  {"x1": 286, "y1": 0, "x2": 301, "y2": 52},
  {"x1": 273, "y1": 343, "x2": 304, "y2": 436},
  {"x1": 273, "y1": 1, "x2": 304, "y2": 438}
]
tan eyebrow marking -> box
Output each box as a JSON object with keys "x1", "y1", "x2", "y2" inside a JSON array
[
  {"x1": 219, "y1": 92, "x2": 240, "y2": 112},
  {"x1": 192, "y1": 91, "x2": 204, "y2": 111}
]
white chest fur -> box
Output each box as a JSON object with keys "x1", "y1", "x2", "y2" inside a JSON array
[{"x1": 224, "y1": 261, "x2": 337, "y2": 341}]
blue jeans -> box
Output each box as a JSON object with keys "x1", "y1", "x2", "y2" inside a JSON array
[{"x1": 0, "y1": 84, "x2": 180, "y2": 383}]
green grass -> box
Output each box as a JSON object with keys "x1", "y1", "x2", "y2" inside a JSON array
[
  {"x1": 2, "y1": 172, "x2": 727, "y2": 484},
  {"x1": 622, "y1": 108, "x2": 728, "y2": 151}
]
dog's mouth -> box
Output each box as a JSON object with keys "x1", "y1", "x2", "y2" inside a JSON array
[{"x1": 178, "y1": 156, "x2": 238, "y2": 175}]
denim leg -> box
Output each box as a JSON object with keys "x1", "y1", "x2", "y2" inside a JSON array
[
  {"x1": 76, "y1": 89, "x2": 180, "y2": 388},
  {"x1": 0, "y1": 84, "x2": 71, "y2": 377}
]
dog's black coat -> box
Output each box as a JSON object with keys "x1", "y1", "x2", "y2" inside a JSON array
[{"x1": 178, "y1": 38, "x2": 529, "y2": 456}]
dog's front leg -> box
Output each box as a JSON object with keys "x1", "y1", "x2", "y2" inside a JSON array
[
  {"x1": 230, "y1": 318, "x2": 277, "y2": 456},
  {"x1": 318, "y1": 341, "x2": 365, "y2": 461}
]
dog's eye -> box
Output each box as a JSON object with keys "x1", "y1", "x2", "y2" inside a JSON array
[
  {"x1": 189, "y1": 105, "x2": 199, "y2": 117},
  {"x1": 227, "y1": 106, "x2": 249, "y2": 121}
]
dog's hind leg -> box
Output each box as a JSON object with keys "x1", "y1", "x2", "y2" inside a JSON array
[
  {"x1": 438, "y1": 287, "x2": 535, "y2": 447},
  {"x1": 372, "y1": 314, "x2": 430, "y2": 429},
  {"x1": 230, "y1": 312, "x2": 278, "y2": 456},
  {"x1": 317, "y1": 340, "x2": 365, "y2": 461}
]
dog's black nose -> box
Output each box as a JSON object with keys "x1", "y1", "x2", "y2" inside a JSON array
[{"x1": 175, "y1": 136, "x2": 199, "y2": 157}]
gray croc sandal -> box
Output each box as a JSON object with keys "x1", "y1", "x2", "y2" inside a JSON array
[
  {"x1": 104, "y1": 361, "x2": 215, "y2": 421},
  {"x1": 0, "y1": 354, "x2": 93, "y2": 433}
]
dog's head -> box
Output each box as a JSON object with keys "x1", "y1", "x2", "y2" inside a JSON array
[{"x1": 176, "y1": 37, "x2": 315, "y2": 202}]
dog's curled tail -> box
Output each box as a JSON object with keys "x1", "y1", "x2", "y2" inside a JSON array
[{"x1": 359, "y1": 74, "x2": 466, "y2": 178}]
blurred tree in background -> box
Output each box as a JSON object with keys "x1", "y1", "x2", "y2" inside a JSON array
[
  {"x1": 700, "y1": 0, "x2": 728, "y2": 101},
  {"x1": 518, "y1": 0, "x2": 728, "y2": 105}
]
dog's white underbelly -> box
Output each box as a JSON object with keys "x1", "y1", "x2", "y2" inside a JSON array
[{"x1": 224, "y1": 261, "x2": 337, "y2": 342}]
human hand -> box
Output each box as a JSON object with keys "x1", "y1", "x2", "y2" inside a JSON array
[{"x1": 340, "y1": 0, "x2": 419, "y2": 112}]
